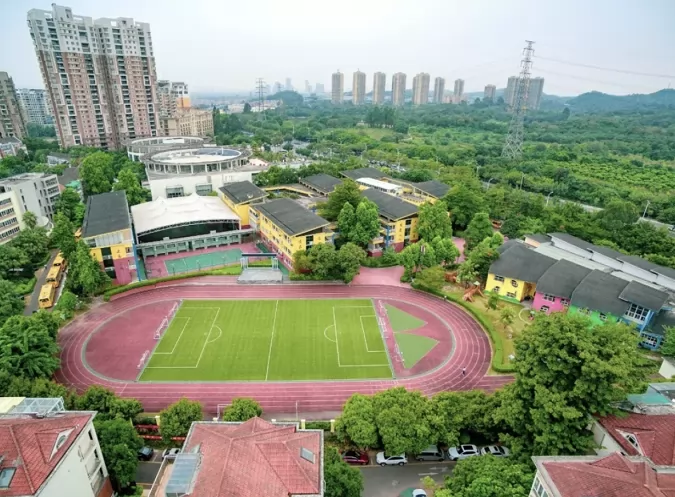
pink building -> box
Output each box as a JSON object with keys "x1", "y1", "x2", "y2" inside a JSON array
[{"x1": 532, "y1": 259, "x2": 592, "y2": 314}]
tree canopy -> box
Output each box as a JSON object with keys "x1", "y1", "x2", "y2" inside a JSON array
[
  {"x1": 159, "y1": 398, "x2": 204, "y2": 442},
  {"x1": 221, "y1": 397, "x2": 263, "y2": 421}
]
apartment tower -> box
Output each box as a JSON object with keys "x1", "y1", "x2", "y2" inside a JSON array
[
  {"x1": 453, "y1": 78, "x2": 465, "y2": 103},
  {"x1": 484, "y1": 84, "x2": 496, "y2": 101},
  {"x1": 412, "y1": 73, "x2": 430, "y2": 105},
  {"x1": 331, "y1": 71, "x2": 344, "y2": 104},
  {"x1": 27, "y1": 4, "x2": 159, "y2": 149},
  {"x1": 391, "y1": 72, "x2": 406, "y2": 106},
  {"x1": 352, "y1": 70, "x2": 366, "y2": 105},
  {"x1": 433, "y1": 77, "x2": 445, "y2": 104},
  {"x1": 0, "y1": 72, "x2": 27, "y2": 139},
  {"x1": 504, "y1": 76, "x2": 545, "y2": 110},
  {"x1": 157, "y1": 80, "x2": 189, "y2": 117},
  {"x1": 504, "y1": 76, "x2": 520, "y2": 107},
  {"x1": 16, "y1": 88, "x2": 53, "y2": 125},
  {"x1": 372, "y1": 72, "x2": 386, "y2": 105}
]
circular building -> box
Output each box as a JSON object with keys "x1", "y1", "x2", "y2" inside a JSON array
[{"x1": 126, "y1": 136, "x2": 204, "y2": 162}]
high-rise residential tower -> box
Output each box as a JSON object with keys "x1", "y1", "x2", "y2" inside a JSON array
[
  {"x1": 391, "y1": 72, "x2": 406, "y2": 106},
  {"x1": 157, "y1": 80, "x2": 189, "y2": 117},
  {"x1": 372, "y1": 72, "x2": 386, "y2": 105},
  {"x1": 352, "y1": 70, "x2": 366, "y2": 105},
  {"x1": 484, "y1": 84, "x2": 496, "y2": 101},
  {"x1": 433, "y1": 77, "x2": 445, "y2": 104},
  {"x1": 285, "y1": 78, "x2": 293, "y2": 91},
  {"x1": 412, "y1": 73, "x2": 430, "y2": 105},
  {"x1": 27, "y1": 4, "x2": 159, "y2": 149},
  {"x1": 331, "y1": 71, "x2": 344, "y2": 104},
  {"x1": 453, "y1": 79, "x2": 465, "y2": 103},
  {"x1": 16, "y1": 88, "x2": 53, "y2": 125},
  {"x1": 315, "y1": 83, "x2": 325, "y2": 94},
  {"x1": 0, "y1": 72, "x2": 27, "y2": 140},
  {"x1": 504, "y1": 76, "x2": 545, "y2": 110},
  {"x1": 504, "y1": 76, "x2": 520, "y2": 107},
  {"x1": 305, "y1": 80, "x2": 311, "y2": 94}
]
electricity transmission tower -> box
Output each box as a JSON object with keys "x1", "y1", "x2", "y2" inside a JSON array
[
  {"x1": 255, "y1": 78, "x2": 266, "y2": 119},
  {"x1": 501, "y1": 40, "x2": 535, "y2": 160}
]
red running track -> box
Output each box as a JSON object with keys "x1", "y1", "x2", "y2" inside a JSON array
[{"x1": 56, "y1": 281, "x2": 514, "y2": 414}]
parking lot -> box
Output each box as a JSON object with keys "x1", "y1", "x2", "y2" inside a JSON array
[
  {"x1": 361, "y1": 461, "x2": 455, "y2": 497},
  {"x1": 135, "y1": 449, "x2": 163, "y2": 489}
]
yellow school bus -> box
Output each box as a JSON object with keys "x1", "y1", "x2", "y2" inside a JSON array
[
  {"x1": 52, "y1": 253, "x2": 67, "y2": 271},
  {"x1": 46, "y1": 265, "x2": 62, "y2": 288},
  {"x1": 38, "y1": 284, "x2": 56, "y2": 309}
]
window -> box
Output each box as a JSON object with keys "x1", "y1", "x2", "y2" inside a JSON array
[
  {"x1": 506, "y1": 292, "x2": 517, "y2": 298},
  {"x1": 510, "y1": 279, "x2": 518, "y2": 288},
  {"x1": 494, "y1": 275, "x2": 504, "y2": 283},
  {"x1": 540, "y1": 305, "x2": 550, "y2": 313},
  {"x1": 0, "y1": 468, "x2": 16, "y2": 489},
  {"x1": 492, "y1": 286, "x2": 500, "y2": 293},
  {"x1": 641, "y1": 334, "x2": 658, "y2": 349},
  {"x1": 624, "y1": 304, "x2": 649, "y2": 322},
  {"x1": 195, "y1": 183, "x2": 212, "y2": 196},
  {"x1": 562, "y1": 299, "x2": 570, "y2": 307},
  {"x1": 543, "y1": 294, "x2": 555, "y2": 302},
  {"x1": 579, "y1": 308, "x2": 590, "y2": 315},
  {"x1": 599, "y1": 313, "x2": 607, "y2": 321},
  {"x1": 532, "y1": 477, "x2": 549, "y2": 497}
]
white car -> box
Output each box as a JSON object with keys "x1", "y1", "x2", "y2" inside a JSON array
[
  {"x1": 412, "y1": 490, "x2": 428, "y2": 497},
  {"x1": 447, "y1": 444, "x2": 480, "y2": 461},
  {"x1": 480, "y1": 445, "x2": 510, "y2": 457},
  {"x1": 376, "y1": 452, "x2": 407, "y2": 466}
]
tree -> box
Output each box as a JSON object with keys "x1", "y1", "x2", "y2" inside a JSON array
[
  {"x1": 75, "y1": 385, "x2": 142, "y2": 421},
  {"x1": 597, "y1": 199, "x2": 640, "y2": 231},
  {"x1": 307, "y1": 243, "x2": 339, "y2": 279},
  {"x1": 499, "y1": 307, "x2": 516, "y2": 330},
  {"x1": 243, "y1": 102, "x2": 252, "y2": 113},
  {"x1": 458, "y1": 235, "x2": 501, "y2": 283},
  {"x1": 1, "y1": 376, "x2": 76, "y2": 406},
  {"x1": 319, "y1": 180, "x2": 362, "y2": 221},
  {"x1": 661, "y1": 326, "x2": 675, "y2": 357},
  {"x1": 0, "y1": 245, "x2": 29, "y2": 279},
  {"x1": 431, "y1": 236, "x2": 460, "y2": 267},
  {"x1": 486, "y1": 291, "x2": 500, "y2": 311},
  {"x1": 337, "y1": 243, "x2": 366, "y2": 283},
  {"x1": 496, "y1": 313, "x2": 647, "y2": 456},
  {"x1": 11, "y1": 226, "x2": 49, "y2": 266},
  {"x1": 372, "y1": 387, "x2": 433, "y2": 455},
  {"x1": 349, "y1": 199, "x2": 380, "y2": 248},
  {"x1": 159, "y1": 398, "x2": 203, "y2": 442},
  {"x1": 80, "y1": 151, "x2": 114, "y2": 196},
  {"x1": 50, "y1": 212, "x2": 77, "y2": 259},
  {"x1": 23, "y1": 211, "x2": 37, "y2": 230},
  {"x1": 337, "y1": 202, "x2": 356, "y2": 241},
  {"x1": 54, "y1": 187, "x2": 82, "y2": 223},
  {"x1": 417, "y1": 201, "x2": 452, "y2": 242},
  {"x1": 324, "y1": 446, "x2": 364, "y2": 497},
  {"x1": 67, "y1": 240, "x2": 110, "y2": 297},
  {"x1": 292, "y1": 249, "x2": 312, "y2": 273},
  {"x1": 414, "y1": 266, "x2": 445, "y2": 292},
  {"x1": 113, "y1": 167, "x2": 147, "y2": 206},
  {"x1": 0, "y1": 315, "x2": 59, "y2": 379},
  {"x1": 221, "y1": 397, "x2": 262, "y2": 421},
  {"x1": 54, "y1": 291, "x2": 79, "y2": 320},
  {"x1": 444, "y1": 184, "x2": 487, "y2": 228},
  {"x1": 335, "y1": 394, "x2": 379, "y2": 449},
  {"x1": 464, "y1": 212, "x2": 494, "y2": 252},
  {"x1": 95, "y1": 418, "x2": 143, "y2": 491},
  {"x1": 0, "y1": 280, "x2": 24, "y2": 328},
  {"x1": 443, "y1": 456, "x2": 534, "y2": 497}
]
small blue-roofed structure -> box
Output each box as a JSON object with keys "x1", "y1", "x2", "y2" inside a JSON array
[{"x1": 165, "y1": 451, "x2": 201, "y2": 497}]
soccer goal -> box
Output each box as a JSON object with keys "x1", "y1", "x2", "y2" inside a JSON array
[
  {"x1": 137, "y1": 350, "x2": 150, "y2": 369},
  {"x1": 154, "y1": 300, "x2": 181, "y2": 340}
]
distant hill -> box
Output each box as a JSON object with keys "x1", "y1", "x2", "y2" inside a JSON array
[{"x1": 566, "y1": 89, "x2": 675, "y2": 113}]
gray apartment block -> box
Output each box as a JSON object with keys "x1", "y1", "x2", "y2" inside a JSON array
[{"x1": 0, "y1": 172, "x2": 61, "y2": 221}]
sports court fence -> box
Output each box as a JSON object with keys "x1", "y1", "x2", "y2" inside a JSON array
[{"x1": 154, "y1": 300, "x2": 182, "y2": 340}]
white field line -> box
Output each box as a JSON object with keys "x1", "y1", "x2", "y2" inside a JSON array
[
  {"x1": 264, "y1": 300, "x2": 279, "y2": 381},
  {"x1": 206, "y1": 324, "x2": 223, "y2": 344},
  {"x1": 323, "y1": 324, "x2": 336, "y2": 343},
  {"x1": 333, "y1": 306, "x2": 341, "y2": 366},
  {"x1": 194, "y1": 307, "x2": 221, "y2": 368},
  {"x1": 153, "y1": 317, "x2": 190, "y2": 355},
  {"x1": 359, "y1": 315, "x2": 384, "y2": 352}
]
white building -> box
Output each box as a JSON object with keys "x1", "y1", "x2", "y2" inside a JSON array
[
  {"x1": 0, "y1": 137, "x2": 27, "y2": 158},
  {"x1": 0, "y1": 398, "x2": 112, "y2": 497},
  {"x1": 0, "y1": 172, "x2": 60, "y2": 222},
  {"x1": 0, "y1": 190, "x2": 24, "y2": 245},
  {"x1": 16, "y1": 88, "x2": 53, "y2": 125}
]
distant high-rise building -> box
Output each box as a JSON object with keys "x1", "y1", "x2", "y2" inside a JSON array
[
  {"x1": 272, "y1": 82, "x2": 283, "y2": 94},
  {"x1": 453, "y1": 79, "x2": 465, "y2": 104},
  {"x1": 331, "y1": 71, "x2": 344, "y2": 104},
  {"x1": 315, "y1": 83, "x2": 325, "y2": 94},
  {"x1": 504, "y1": 76, "x2": 544, "y2": 110},
  {"x1": 504, "y1": 76, "x2": 520, "y2": 107},
  {"x1": 412, "y1": 73, "x2": 430, "y2": 105},
  {"x1": 285, "y1": 78, "x2": 293, "y2": 91},
  {"x1": 484, "y1": 84, "x2": 496, "y2": 101},
  {"x1": 433, "y1": 77, "x2": 445, "y2": 104},
  {"x1": 157, "y1": 80, "x2": 190, "y2": 118},
  {"x1": 27, "y1": 4, "x2": 159, "y2": 149},
  {"x1": 391, "y1": 72, "x2": 406, "y2": 106},
  {"x1": 372, "y1": 72, "x2": 386, "y2": 105},
  {"x1": 352, "y1": 70, "x2": 366, "y2": 105},
  {"x1": 16, "y1": 88, "x2": 52, "y2": 125},
  {"x1": 305, "y1": 80, "x2": 312, "y2": 94},
  {"x1": 0, "y1": 73, "x2": 27, "y2": 139}
]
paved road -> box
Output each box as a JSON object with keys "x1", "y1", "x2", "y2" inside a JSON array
[
  {"x1": 361, "y1": 461, "x2": 455, "y2": 497},
  {"x1": 136, "y1": 450, "x2": 163, "y2": 487},
  {"x1": 24, "y1": 249, "x2": 58, "y2": 315}
]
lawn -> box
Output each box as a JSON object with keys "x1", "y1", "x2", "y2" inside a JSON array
[
  {"x1": 358, "y1": 128, "x2": 395, "y2": 140},
  {"x1": 139, "y1": 299, "x2": 393, "y2": 381}
]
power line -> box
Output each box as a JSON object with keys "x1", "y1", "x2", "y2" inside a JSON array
[
  {"x1": 502, "y1": 40, "x2": 535, "y2": 160},
  {"x1": 535, "y1": 67, "x2": 659, "y2": 92},
  {"x1": 534, "y1": 55, "x2": 675, "y2": 79}
]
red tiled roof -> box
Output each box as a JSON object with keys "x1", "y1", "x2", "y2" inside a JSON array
[
  {"x1": 183, "y1": 417, "x2": 322, "y2": 497},
  {"x1": 542, "y1": 453, "x2": 675, "y2": 497},
  {"x1": 599, "y1": 413, "x2": 675, "y2": 466},
  {"x1": 0, "y1": 413, "x2": 93, "y2": 497}
]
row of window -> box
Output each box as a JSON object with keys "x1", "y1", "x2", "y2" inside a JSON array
[
  {"x1": 493, "y1": 275, "x2": 520, "y2": 288},
  {"x1": 0, "y1": 227, "x2": 20, "y2": 240}
]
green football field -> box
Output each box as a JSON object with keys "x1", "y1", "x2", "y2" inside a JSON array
[{"x1": 139, "y1": 299, "x2": 393, "y2": 381}]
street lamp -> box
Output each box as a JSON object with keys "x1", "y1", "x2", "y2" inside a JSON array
[
  {"x1": 546, "y1": 191, "x2": 554, "y2": 206},
  {"x1": 642, "y1": 200, "x2": 651, "y2": 219},
  {"x1": 519, "y1": 172, "x2": 525, "y2": 190},
  {"x1": 486, "y1": 178, "x2": 495, "y2": 189}
]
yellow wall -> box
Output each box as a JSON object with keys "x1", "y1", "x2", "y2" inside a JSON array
[
  {"x1": 256, "y1": 211, "x2": 329, "y2": 258},
  {"x1": 86, "y1": 228, "x2": 133, "y2": 262},
  {"x1": 220, "y1": 194, "x2": 255, "y2": 226},
  {"x1": 391, "y1": 216, "x2": 419, "y2": 243},
  {"x1": 485, "y1": 273, "x2": 537, "y2": 301}
]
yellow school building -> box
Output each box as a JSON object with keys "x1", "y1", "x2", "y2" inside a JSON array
[
  {"x1": 218, "y1": 181, "x2": 268, "y2": 228},
  {"x1": 485, "y1": 243, "x2": 556, "y2": 302},
  {"x1": 361, "y1": 188, "x2": 419, "y2": 254}
]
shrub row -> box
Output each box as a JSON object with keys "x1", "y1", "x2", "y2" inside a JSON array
[
  {"x1": 304, "y1": 421, "x2": 332, "y2": 431},
  {"x1": 411, "y1": 282, "x2": 516, "y2": 373}
]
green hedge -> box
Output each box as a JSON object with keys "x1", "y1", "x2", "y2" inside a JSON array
[
  {"x1": 305, "y1": 421, "x2": 332, "y2": 431},
  {"x1": 412, "y1": 282, "x2": 515, "y2": 374},
  {"x1": 14, "y1": 277, "x2": 37, "y2": 296},
  {"x1": 103, "y1": 266, "x2": 242, "y2": 301}
]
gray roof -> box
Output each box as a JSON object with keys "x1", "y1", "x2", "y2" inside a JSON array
[
  {"x1": 362, "y1": 188, "x2": 418, "y2": 221},
  {"x1": 589, "y1": 245, "x2": 625, "y2": 259},
  {"x1": 0, "y1": 137, "x2": 21, "y2": 145},
  {"x1": 300, "y1": 174, "x2": 342, "y2": 194},
  {"x1": 649, "y1": 311, "x2": 675, "y2": 337},
  {"x1": 488, "y1": 243, "x2": 556, "y2": 283},
  {"x1": 254, "y1": 198, "x2": 329, "y2": 236},
  {"x1": 619, "y1": 281, "x2": 668, "y2": 311},
  {"x1": 82, "y1": 191, "x2": 130, "y2": 238},
  {"x1": 498, "y1": 239, "x2": 521, "y2": 254},
  {"x1": 340, "y1": 167, "x2": 388, "y2": 180},
  {"x1": 413, "y1": 180, "x2": 450, "y2": 199},
  {"x1": 218, "y1": 181, "x2": 267, "y2": 205},
  {"x1": 536, "y1": 260, "x2": 593, "y2": 299},
  {"x1": 48, "y1": 152, "x2": 71, "y2": 160},
  {"x1": 550, "y1": 232, "x2": 593, "y2": 251},
  {"x1": 654, "y1": 265, "x2": 675, "y2": 280},
  {"x1": 616, "y1": 254, "x2": 658, "y2": 272},
  {"x1": 525, "y1": 233, "x2": 551, "y2": 244},
  {"x1": 570, "y1": 270, "x2": 631, "y2": 316},
  {"x1": 57, "y1": 167, "x2": 80, "y2": 186}
]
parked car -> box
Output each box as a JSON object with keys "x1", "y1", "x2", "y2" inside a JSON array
[
  {"x1": 480, "y1": 445, "x2": 510, "y2": 457},
  {"x1": 412, "y1": 490, "x2": 428, "y2": 497},
  {"x1": 137, "y1": 447, "x2": 154, "y2": 461},
  {"x1": 376, "y1": 452, "x2": 408, "y2": 466},
  {"x1": 162, "y1": 448, "x2": 181, "y2": 459},
  {"x1": 341, "y1": 450, "x2": 369, "y2": 465},
  {"x1": 447, "y1": 444, "x2": 480, "y2": 461},
  {"x1": 415, "y1": 445, "x2": 445, "y2": 462}
]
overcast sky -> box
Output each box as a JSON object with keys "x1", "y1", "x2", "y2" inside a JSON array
[{"x1": 2, "y1": 0, "x2": 675, "y2": 96}]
